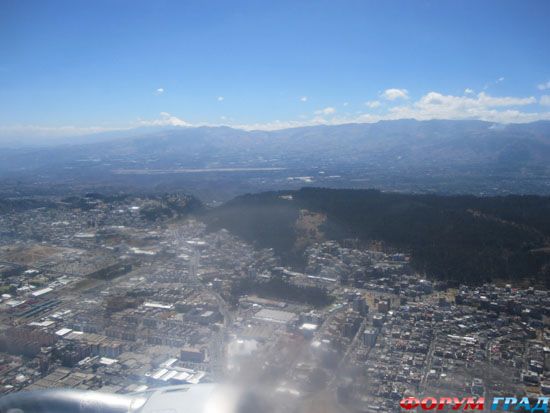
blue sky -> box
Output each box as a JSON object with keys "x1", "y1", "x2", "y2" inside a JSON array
[{"x1": 1, "y1": 0, "x2": 550, "y2": 138}]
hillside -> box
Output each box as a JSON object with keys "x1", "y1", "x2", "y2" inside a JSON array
[{"x1": 203, "y1": 188, "x2": 550, "y2": 285}]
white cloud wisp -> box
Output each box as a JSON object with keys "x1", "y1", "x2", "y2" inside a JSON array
[{"x1": 381, "y1": 88, "x2": 409, "y2": 101}]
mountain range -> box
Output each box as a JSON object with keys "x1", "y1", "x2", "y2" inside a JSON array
[{"x1": 1, "y1": 119, "x2": 549, "y2": 200}]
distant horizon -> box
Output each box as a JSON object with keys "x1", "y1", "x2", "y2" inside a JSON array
[{"x1": 2, "y1": 117, "x2": 550, "y2": 148}]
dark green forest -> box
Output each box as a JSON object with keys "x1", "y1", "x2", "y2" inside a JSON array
[
  {"x1": 230, "y1": 277, "x2": 334, "y2": 308},
  {"x1": 203, "y1": 188, "x2": 550, "y2": 285}
]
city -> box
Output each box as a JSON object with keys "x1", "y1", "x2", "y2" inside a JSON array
[{"x1": 0, "y1": 194, "x2": 548, "y2": 412}]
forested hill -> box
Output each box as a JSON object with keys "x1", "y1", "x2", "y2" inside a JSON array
[{"x1": 203, "y1": 188, "x2": 550, "y2": 285}]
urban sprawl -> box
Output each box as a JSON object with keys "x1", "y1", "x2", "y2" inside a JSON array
[{"x1": 0, "y1": 196, "x2": 549, "y2": 412}]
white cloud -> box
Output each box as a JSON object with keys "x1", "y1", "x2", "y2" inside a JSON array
[
  {"x1": 540, "y1": 95, "x2": 550, "y2": 106},
  {"x1": 381, "y1": 88, "x2": 409, "y2": 101},
  {"x1": 139, "y1": 112, "x2": 191, "y2": 127},
  {"x1": 0, "y1": 124, "x2": 121, "y2": 139},
  {"x1": 538, "y1": 81, "x2": 550, "y2": 91},
  {"x1": 471, "y1": 92, "x2": 535, "y2": 106},
  {"x1": 232, "y1": 90, "x2": 549, "y2": 130},
  {"x1": 155, "y1": 88, "x2": 164, "y2": 95},
  {"x1": 382, "y1": 91, "x2": 539, "y2": 123},
  {"x1": 232, "y1": 116, "x2": 335, "y2": 131},
  {"x1": 412, "y1": 91, "x2": 535, "y2": 109},
  {"x1": 217, "y1": 96, "x2": 224, "y2": 102},
  {"x1": 365, "y1": 100, "x2": 381, "y2": 108},
  {"x1": 464, "y1": 88, "x2": 474, "y2": 95},
  {"x1": 343, "y1": 102, "x2": 349, "y2": 107},
  {"x1": 314, "y1": 107, "x2": 336, "y2": 115},
  {"x1": 300, "y1": 96, "x2": 308, "y2": 102},
  {"x1": 496, "y1": 77, "x2": 505, "y2": 83}
]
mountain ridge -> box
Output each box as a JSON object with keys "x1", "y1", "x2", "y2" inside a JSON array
[{"x1": 1, "y1": 119, "x2": 549, "y2": 199}]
